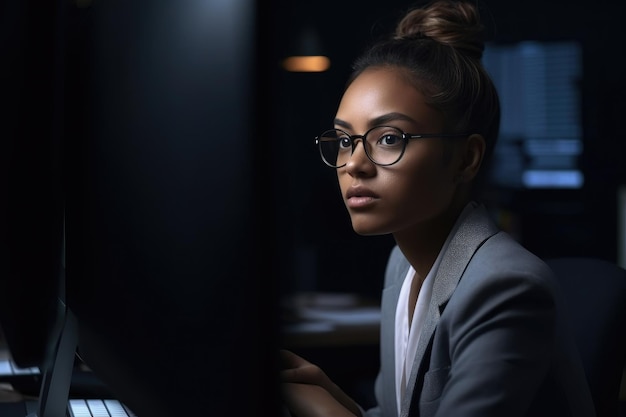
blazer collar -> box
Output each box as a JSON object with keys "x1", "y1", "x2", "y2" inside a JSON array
[{"x1": 400, "y1": 204, "x2": 499, "y2": 416}]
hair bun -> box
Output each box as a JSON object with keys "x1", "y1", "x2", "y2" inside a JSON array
[{"x1": 394, "y1": 0, "x2": 485, "y2": 60}]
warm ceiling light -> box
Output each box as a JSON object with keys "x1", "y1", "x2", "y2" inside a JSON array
[
  {"x1": 282, "y1": 25, "x2": 330, "y2": 72},
  {"x1": 282, "y1": 55, "x2": 331, "y2": 72}
]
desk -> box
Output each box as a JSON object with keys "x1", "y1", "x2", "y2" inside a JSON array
[
  {"x1": 283, "y1": 321, "x2": 379, "y2": 349},
  {"x1": 281, "y1": 292, "x2": 381, "y2": 349},
  {"x1": 280, "y1": 292, "x2": 381, "y2": 409}
]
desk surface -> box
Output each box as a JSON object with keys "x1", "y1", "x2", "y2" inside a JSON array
[{"x1": 281, "y1": 292, "x2": 381, "y2": 348}]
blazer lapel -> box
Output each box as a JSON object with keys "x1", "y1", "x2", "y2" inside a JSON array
[{"x1": 400, "y1": 205, "x2": 499, "y2": 417}]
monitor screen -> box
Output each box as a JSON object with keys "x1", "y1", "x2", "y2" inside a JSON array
[{"x1": 62, "y1": 1, "x2": 280, "y2": 416}]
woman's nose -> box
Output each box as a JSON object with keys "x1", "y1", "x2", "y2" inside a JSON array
[{"x1": 345, "y1": 140, "x2": 375, "y2": 176}]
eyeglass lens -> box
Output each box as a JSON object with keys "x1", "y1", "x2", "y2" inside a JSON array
[{"x1": 318, "y1": 126, "x2": 406, "y2": 167}]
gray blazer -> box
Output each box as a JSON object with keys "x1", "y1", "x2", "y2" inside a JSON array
[{"x1": 364, "y1": 204, "x2": 595, "y2": 417}]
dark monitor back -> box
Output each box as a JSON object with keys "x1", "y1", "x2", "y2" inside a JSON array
[
  {"x1": 0, "y1": 0, "x2": 64, "y2": 370},
  {"x1": 64, "y1": 1, "x2": 279, "y2": 416}
]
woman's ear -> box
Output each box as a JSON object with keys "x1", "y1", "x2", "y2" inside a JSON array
[{"x1": 455, "y1": 134, "x2": 485, "y2": 184}]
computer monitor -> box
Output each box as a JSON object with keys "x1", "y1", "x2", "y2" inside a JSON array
[
  {"x1": 2, "y1": 0, "x2": 281, "y2": 416},
  {"x1": 63, "y1": 1, "x2": 279, "y2": 416}
]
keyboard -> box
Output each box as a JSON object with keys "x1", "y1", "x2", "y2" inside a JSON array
[
  {"x1": 18, "y1": 399, "x2": 137, "y2": 417},
  {"x1": 68, "y1": 399, "x2": 137, "y2": 417},
  {"x1": 0, "y1": 353, "x2": 136, "y2": 417}
]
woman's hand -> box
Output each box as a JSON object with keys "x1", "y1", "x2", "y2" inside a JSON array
[
  {"x1": 280, "y1": 349, "x2": 331, "y2": 387},
  {"x1": 282, "y1": 382, "x2": 358, "y2": 417},
  {"x1": 280, "y1": 349, "x2": 362, "y2": 417}
]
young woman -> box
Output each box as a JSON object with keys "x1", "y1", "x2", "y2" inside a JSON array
[{"x1": 281, "y1": 1, "x2": 595, "y2": 416}]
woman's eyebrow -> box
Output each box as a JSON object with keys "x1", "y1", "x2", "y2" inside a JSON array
[
  {"x1": 334, "y1": 113, "x2": 419, "y2": 130},
  {"x1": 333, "y1": 118, "x2": 352, "y2": 129},
  {"x1": 370, "y1": 112, "x2": 418, "y2": 126}
]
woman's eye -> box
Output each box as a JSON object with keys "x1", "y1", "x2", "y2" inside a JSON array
[
  {"x1": 378, "y1": 134, "x2": 402, "y2": 146},
  {"x1": 338, "y1": 136, "x2": 352, "y2": 149}
]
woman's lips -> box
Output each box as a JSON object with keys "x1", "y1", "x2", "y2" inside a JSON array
[
  {"x1": 345, "y1": 186, "x2": 379, "y2": 209},
  {"x1": 346, "y1": 195, "x2": 377, "y2": 208}
]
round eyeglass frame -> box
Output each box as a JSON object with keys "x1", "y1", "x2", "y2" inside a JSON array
[{"x1": 314, "y1": 126, "x2": 469, "y2": 168}]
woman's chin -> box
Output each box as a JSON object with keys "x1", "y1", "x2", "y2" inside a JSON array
[{"x1": 350, "y1": 220, "x2": 388, "y2": 236}]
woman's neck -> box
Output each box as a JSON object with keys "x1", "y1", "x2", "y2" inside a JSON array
[{"x1": 393, "y1": 199, "x2": 468, "y2": 281}]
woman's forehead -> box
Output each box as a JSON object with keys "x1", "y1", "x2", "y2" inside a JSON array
[{"x1": 336, "y1": 67, "x2": 443, "y2": 131}]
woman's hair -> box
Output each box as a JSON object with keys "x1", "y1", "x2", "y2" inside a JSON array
[{"x1": 348, "y1": 0, "x2": 500, "y2": 193}]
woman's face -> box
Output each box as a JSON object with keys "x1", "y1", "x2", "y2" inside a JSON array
[{"x1": 335, "y1": 66, "x2": 462, "y2": 236}]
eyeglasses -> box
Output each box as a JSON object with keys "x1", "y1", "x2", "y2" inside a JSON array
[{"x1": 314, "y1": 126, "x2": 468, "y2": 168}]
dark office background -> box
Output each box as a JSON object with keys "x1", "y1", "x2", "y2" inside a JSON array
[
  {"x1": 1, "y1": 0, "x2": 625, "y2": 414},
  {"x1": 269, "y1": 0, "x2": 626, "y2": 301}
]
